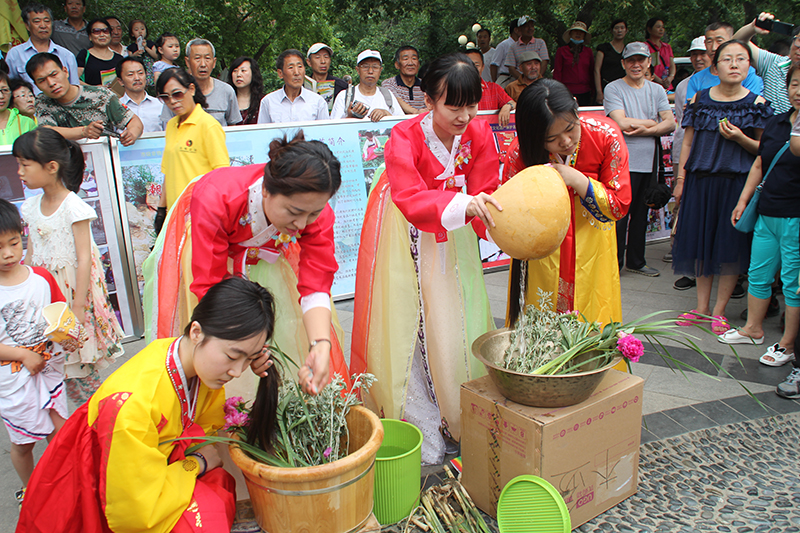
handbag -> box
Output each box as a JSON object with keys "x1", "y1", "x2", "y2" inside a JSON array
[
  {"x1": 734, "y1": 141, "x2": 790, "y2": 233},
  {"x1": 644, "y1": 139, "x2": 672, "y2": 210}
]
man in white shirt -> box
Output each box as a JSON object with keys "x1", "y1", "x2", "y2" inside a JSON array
[
  {"x1": 477, "y1": 28, "x2": 495, "y2": 82},
  {"x1": 490, "y1": 19, "x2": 520, "y2": 84},
  {"x1": 117, "y1": 56, "x2": 164, "y2": 133},
  {"x1": 6, "y1": 3, "x2": 79, "y2": 94},
  {"x1": 258, "y1": 49, "x2": 329, "y2": 124},
  {"x1": 330, "y1": 50, "x2": 403, "y2": 121}
]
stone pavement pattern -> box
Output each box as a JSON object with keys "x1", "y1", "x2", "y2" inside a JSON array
[{"x1": 3, "y1": 240, "x2": 800, "y2": 531}]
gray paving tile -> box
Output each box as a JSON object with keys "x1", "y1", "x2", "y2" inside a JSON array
[
  {"x1": 661, "y1": 405, "x2": 716, "y2": 432},
  {"x1": 691, "y1": 400, "x2": 748, "y2": 426},
  {"x1": 639, "y1": 342, "x2": 725, "y2": 375},
  {"x1": 640, "y1": 426, "x2": 659, "y2": 444},
  {"x1": 642, "y1": 411, "x2": 687, "y2": 440},
  {"x1": 721, "y1": 394, "x2": 776, "y2": 420},
  {"x1": 720, "y1": 351, "x2": 791, "y2": 387},
  {"x1": 752, "y1": 390, "x2": 800, "y2": 414}
]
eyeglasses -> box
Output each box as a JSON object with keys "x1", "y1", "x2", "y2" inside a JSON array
[
  {"x1": 158, "y1": 89, "x2": 188, "y2": 103},
  {"x1": 717, "y1": 56, "x2": 749, "y2": 65},
  {"x1": 91, "y1": 27, "x2": 110, "y2": 35}
]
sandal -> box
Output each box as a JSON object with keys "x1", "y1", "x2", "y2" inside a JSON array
[
  {"x1": 711, "y1": 315, "x2": 730, "y2": 335},
  {"x1": 676, "y1": 310, "x2": 704, "y2": 326},
  {"x1": 759, "y1": 343, "x2": 795, "y2": 367}
]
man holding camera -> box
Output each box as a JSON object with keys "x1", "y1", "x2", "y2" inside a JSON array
[
  {"x1": 735, "y1": 12, "x2": 800, "y2": 114},
  {"x1": 330, "y1": 50, "x2": 403, "y2": 122}
]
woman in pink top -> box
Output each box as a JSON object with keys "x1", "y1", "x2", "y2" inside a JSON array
[{"x1": 645, "y1": 17, "x2": 676, "y2": 90}]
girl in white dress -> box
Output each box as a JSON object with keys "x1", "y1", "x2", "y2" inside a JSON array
[{"x1": 16, "y1": 129, "x2": 124, "y2": 405}]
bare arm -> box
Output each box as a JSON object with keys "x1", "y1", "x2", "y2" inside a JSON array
[
  {"x1": 733, "y1": 12, "x2": 775, "y2": 64},
  {"x1": 71, "y1": 220, "x2": 92, "y2": 325},
  {"x1": 490, "y1": 64, "x2": 499, "y2": 82},
  {"x1": 673, "y1": 126, "x2": 695, "y2": 208},
  {"x1": 607, "y1": 109, "x2": 658, "y2": 132},
  {"x1": 0, "y1": 343, "x2": 44, "y2": 374},
  {"x1": 594, "y1": 50, "x2": 605, "y2": 103},
  {"x1": 731, "y1": 156, "x2": 763, "y2": 225},
  {"x1": 119, "y1": 114, "x2": 143, "y2": 146},
  {"x1": 298, "y1": 306, "x2": 332, "y2": 395},
  {"x1": 507, "y1": 65, "x2": 521, "y2": 81},
  {"x1": 24, "y1": 237, "x2": 32, "y2": 266},
  {"x1": 396, "y1": 98, "x2": 420, "y2": 115}
]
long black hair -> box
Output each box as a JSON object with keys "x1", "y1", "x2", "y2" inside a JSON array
[
  {"x1": 156, "y1": 67, "x2": 207, "y2": 108},
  {"x1": 507, "y1": 79, "x2": 579, "y2": 326},
  {"x1": 227, "y1": 56, "x2": 264, "y2": 121},
  {"x1": 420, "y1": 53, "x2": 482, "y2": 107},
  {"x1": 185, "y1": 276, "x2": 281, "y2": 452},
  {"x1": 515, "y1": 79, "x2": 579, "y2": 167},
  {"x1": 12, "y1": 128, "x2": 85, "y2": 193},
  {"x1": 264, "y1": 130, "x2": 342, "y2": 197}
]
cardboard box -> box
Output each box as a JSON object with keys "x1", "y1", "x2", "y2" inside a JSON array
[{"x1": 460, "y1": 370, "x2": 643, "y2": 528}]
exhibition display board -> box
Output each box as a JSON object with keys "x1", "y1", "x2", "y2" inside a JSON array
[{"x1": 0, "y1": 111, "x2": 673, "y2": 339}]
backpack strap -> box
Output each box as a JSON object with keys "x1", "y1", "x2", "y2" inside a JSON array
[{"x1": 379, "y1": 87, "x2": 394, "y2": 113}]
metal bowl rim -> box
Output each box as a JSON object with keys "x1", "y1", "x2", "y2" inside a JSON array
[{"x1": 472, "y1": 328, "x2": 623, "y2": 379}]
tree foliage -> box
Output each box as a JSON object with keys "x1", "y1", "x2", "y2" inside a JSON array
[{"x1": 35, "y1": 0, "x2": 800, "y2": 91}]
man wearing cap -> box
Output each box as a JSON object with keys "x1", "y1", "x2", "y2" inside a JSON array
[
  {"x1": 685, "y1": 22, "x2": 763, "y2": 104},
  {"x1": 304, "y1": 42, "x2": 348, "y2": 112},
  {"x1": 464, "y1": 48, "x2": 515, "y2": 127},
  {"x1": 490, "y1": 19, "x2": 519, "y2": 84},
  {"x1": 381, "y1": 45, "x2": 426, "y2": 114},
  {"x1": 258, "y1": 48, "x2": 329, "y2": 124},
  {"x1": 604, "y1": 42, "x2": 675, "y2": 278},
  {"x1": 330, "y1": 50, "x2": 403, "y2": 121},
  {"x1": 503, "y1": 16, "x2": 549, "y2": 87},
  {"x1": 504, "y1": 50, "x2": 541, "y2": 101},
  {"x1": 735, "y1": 12, "x2": 800, "y2": 114}
]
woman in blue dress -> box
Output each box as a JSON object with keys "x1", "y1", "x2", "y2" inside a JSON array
[{"x1": 672, "y1": 40, "x2": 772, "y2": 335}]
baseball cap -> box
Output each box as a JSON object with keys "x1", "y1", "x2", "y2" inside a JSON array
[
  {"x1": 307, "y1": 43, "x2": 333, "y2": 57},
  {"x1": 519, "y1": 51, "x2": 541, "y2": 63},
  {"x1": 687, "y1": 36, "x2": 706, "y2": 53},
  {"x1": 357, "y1": 49, "x2": 382, "y2": 65},
  {"x1": 622, "y1": 42, "x2": 650, "y2": 59},
  {"x1": 518, "y1": 15, "x2": 532, "y2": 26}
]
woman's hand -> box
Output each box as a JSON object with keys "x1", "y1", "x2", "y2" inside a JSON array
[
  {"x1": 466, "y1": 192, "x2": 502, "y2": 228},
  {"x1": 249, "y1": 345, "x2": 274, "y2": 377},
  {"x1": 731, "y1": 201, "x2": 747, "y2": 227},
  {"x1": 673, "y1": 179, "x2": 684, "y2": 209},
  {"x1": 299, "y1": 341, "x2": 331, "y2": 395},
  {"x1": 196, "y1": 444, "x2": 222, "y2": 473},
  {"x1": 719, "y1": 120, "x2": 743, "y2": 142},
  {"x1": 551, "y1": 163, "x2": 589, "y2": 193}
]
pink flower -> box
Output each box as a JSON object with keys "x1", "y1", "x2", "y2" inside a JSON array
[
  {"x1": 323, "y1": 446, "x2": 332, "y2": 459},
  {"x1": 617, "y1": 335, "x2": 644, "y2": 363},
  {"x1": 224, "y1": 396, "x2": 244, "y2": 416},
  {"x1": 224, "y1": 410, "x2": 249, "y2": 430}
]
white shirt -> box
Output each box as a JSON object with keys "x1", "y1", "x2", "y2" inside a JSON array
[
  {"x1": 120, "y1": 92, "x2": 164, "y2": 133},
  {"x1": 330, "y1": 85, "x2": 404, "y2": 120},
  {"x1": 257, "y1": 86, "x2": 329, "y2": 124},
  {"x1": 481, "y1": 47, "x2": 496, "y2": 82},
  {"x1": 491, "y1": 37, "x2": 515, "y2": 77}
]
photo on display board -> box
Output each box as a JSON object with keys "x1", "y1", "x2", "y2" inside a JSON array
[
  {"x1": 358, "y1": 128, "x2": 390, "y2": 195},
  {"x1": 121, "y1": 163, "x2": 162, "y2": 289},
  {"x1": 86, "y1": 198, "x2": 107, "y2": 246}
]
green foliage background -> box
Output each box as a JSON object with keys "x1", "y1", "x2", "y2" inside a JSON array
[{"x1": 37, "y1": 0, "x2": 800, "y2": 91}]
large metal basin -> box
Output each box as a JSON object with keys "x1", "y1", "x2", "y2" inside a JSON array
[{"x1": 471, "y1": 328, "x2": 621, "y2": 408}]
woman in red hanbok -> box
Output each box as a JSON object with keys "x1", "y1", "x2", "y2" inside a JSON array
[
  {"x1": 143, "y1": 133, "x2": 347, "y2": 396},
  {"x1": 503, "y1": 80, "x2": 631, "y2": 375},
  {"x1": 351, "y1": 54, "x2": 502, "y2": 464},
  {"x1": 17, "y1": 277, "x2": 278, "y2": 533}
]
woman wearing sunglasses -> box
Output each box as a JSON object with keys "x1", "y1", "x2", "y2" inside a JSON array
[
  {"x1": 76, "y1": 18, "x2": 124, "y2": 87},
  {"x1": 154, "y1": 67, "x2": 229, "y2": 229}
]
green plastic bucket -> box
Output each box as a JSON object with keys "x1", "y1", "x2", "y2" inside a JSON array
[{"x1": 373, "y1": 419, "x2": 423, "y2": 524}]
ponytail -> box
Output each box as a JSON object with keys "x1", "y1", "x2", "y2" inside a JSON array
[
  {"x1": 12, "y1": 128, "x2": 85, "y2": 193},
  {"x1": 246, "y1": 372, "x2": 280, "y2": 452}
]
